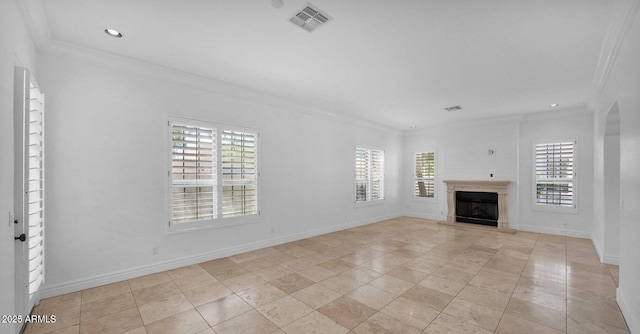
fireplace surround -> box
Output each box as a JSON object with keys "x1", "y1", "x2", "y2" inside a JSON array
[{"x1": 442, "y1": 180, "x2": 512, "y2": 231}]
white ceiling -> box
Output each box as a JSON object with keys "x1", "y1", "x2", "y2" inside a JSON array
[{"x1": 38, "y1": 0, "x2": 615, "y2": 130}]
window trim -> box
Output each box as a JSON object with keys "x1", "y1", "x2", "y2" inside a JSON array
[
  {"x1": 166, "y1": 117, "x2": 260, "y2": 233},
  {"x1": 531, "y1": 138, "x2": 577, "y2": 214},
  {"x1": 413, "y1": 151, "x2": 437, "y2": 201},
  {"x1": 354, "y1": 146, "x2": 385, "y2": 204}
]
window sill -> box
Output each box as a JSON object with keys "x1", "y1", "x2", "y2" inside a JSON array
[
  {"x1": 530, "y1": 204, "x2": 577, "y2": 214},
  {"x1": 354, "y1": 199, "x2": 385, "y2": 208}
]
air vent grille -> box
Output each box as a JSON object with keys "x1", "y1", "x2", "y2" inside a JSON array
[
  {"x1": 290, "y1": 3, "x2": 332, "y2": 32},
  {"x1": 444, "y1": 105, "x2": 462, "y2": 111}
]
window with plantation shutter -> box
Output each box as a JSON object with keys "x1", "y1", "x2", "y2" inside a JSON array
[
  {"x1": 414, "y1": 152, "x2": 435, "y2": 198},
  {"x1": 171, "y1": 123, "x2": 217, "y2": 223},
  {"x1": 534, "y1": 140, "x2": 576, "y2": 211},
  {"x1": 355, "y1": 147, "x2": 384, "y2": 202},
  {"x1": 168, "y1": 118, "x2": 259, "y2": 230},
  {"x1": 221, "y1": 131, "x2": 257, "y2": 217}
]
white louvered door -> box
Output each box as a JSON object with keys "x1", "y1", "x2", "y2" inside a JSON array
[{"x1": 14, "y1": 67, "x2": 45, "y2": 322}]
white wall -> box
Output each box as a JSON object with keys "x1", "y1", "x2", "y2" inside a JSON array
[
  {"x1": 402, "y1": 118, "x2": 520, "y2": 224},
  {"x1": 603, "y1": 133, "x2": 620, "y2": 262},
  {"x1": 517, "y1": 108, "x2": 595, "y2": 237},
  {"x1": 0, "y1": 1, "x2": 38, "y2": 333},
  {"x1": 591, "y1": 0, "x2": 640, "y2": 331},
  {"x1": 37, "y1": 49, "x2": 403, "y2": 296}
]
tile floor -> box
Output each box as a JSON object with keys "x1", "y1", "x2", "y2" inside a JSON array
[{"x1": 24, "y1": 217, "x2": 629, "y2": 334}]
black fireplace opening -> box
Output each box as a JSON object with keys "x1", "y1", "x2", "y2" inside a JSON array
[{"x1": 456, "y1": 191, "x2": 498, "y2": 226}]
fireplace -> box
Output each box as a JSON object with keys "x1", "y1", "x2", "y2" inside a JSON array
[
  {"x1": 442, "y1": 180, "x2": 512, "y2": 231},
  {"x1": 456, "y1": 191, "x2": 498, "y2": 226}
]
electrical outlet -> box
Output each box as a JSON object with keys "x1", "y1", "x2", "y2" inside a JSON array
[
  {"x1": 270, "y1": 227, "x2": 274, "y2": 234},
  {"x1": 153, "y1": 246, "x2": 159, "y2": 255}
]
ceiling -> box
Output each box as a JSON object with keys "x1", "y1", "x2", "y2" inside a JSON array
[{"x1": 37, "y1": 0, "x2": 615, "y2": 130}]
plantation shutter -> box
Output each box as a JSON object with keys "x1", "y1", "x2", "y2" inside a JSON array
[
  {"x1": 27, "y1": 82, "x2": 45, "y2": 301},
  {"x1": 221, "y1": 130, "x2": 257, "y2": 217},
  {"x1": 535, "y1": 141, "x2": 575, "y2": 207},
  {"x1": 171, "y1": 124, "x2": 217, "y2": 223},
  {"x1": 415, "y1": 152, "x2": 435, "y2": 198},
  {"x1": 355, "y1": 148, "x2": 369, "y2": 202},
  {"x1": 370, "y1": 150, "x2": 384, "y2": 200}
]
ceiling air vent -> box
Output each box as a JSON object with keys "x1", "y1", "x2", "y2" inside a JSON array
[
  {"x1": 290, "y1": 3, "x2": 332, "y2": 32},
  {"x1": 444, "y1": 105, "x2": 462, "y2": 111}
]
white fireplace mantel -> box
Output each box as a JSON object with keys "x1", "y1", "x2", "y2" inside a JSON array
[{"x1": 443, "y1": 180, "x2": 512, "y2": 230}]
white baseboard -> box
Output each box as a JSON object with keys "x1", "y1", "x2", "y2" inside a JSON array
[
  {"x1": 592, "y1": 234, "x2": 605, "y2": 262},
  {"x1": 40, "y1": 213, "x2": 402, "y2": 299},
  {"x1": 517, "y1": 225, "x2": 591, "y2": 238},
  {"x1": 617, "y1": 288, "x2": 640, "y2": 334}
]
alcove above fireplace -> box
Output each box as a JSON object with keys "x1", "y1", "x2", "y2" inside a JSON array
[{"x1": 443, "y1": 180, "x2": 512, "y2": 231}]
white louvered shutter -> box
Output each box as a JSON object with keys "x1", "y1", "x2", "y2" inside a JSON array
[
  {"x1": 370, "y1": 150, "x2": 384, "y2": 200},
  {"x1": 355, "y1": 148, "x2": 369, "y2": 202},
  {"x1": 221, "y1": 130, "x2": 257, "y2": 217},
  {"x1": 171, "y1": 124, "x2": 217, "y2": 223},
  {"x1": 415, "y1": 152, "x2": 435, "y2": 198},
  {"x1": 535, "y1": 141, "x2": 575, "y2": 207},
  {"x1": 27, "y1": 82, "x2": 45, "y2": 301}
]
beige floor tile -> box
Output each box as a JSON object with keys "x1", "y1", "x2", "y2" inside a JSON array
[
  {"x1": 512, "y1": 285, "x2": 566, "y2": 311},
  {"x1": 197, "y1": 294, "x2": 253, "y2": 327},
  {"x1": 137, "y1": 293, "x2": 193, "y2": 325},
  {"x1": 505, "y1": 297, "x2": 566, "y2": 332},
  {"x1": 318, "y1": 296, "x2": 377, "y2": 329},
  {"x1": 567, "y1": 286, "x2": 619, "y2": 310},
  {"x1": 279, "y1": 258, "x2": 314, "y2": 272},
  {"x1": 455, "y1": 285, "x2": 511, "y2": 312},
  {"x1": 567, "y1": 298, "x2": 628, "y2": 330},
  {"x1": 81, "y1": 281, "x2": 131, "y2": 304},
  {"x1": 320, "y1": 275, "x2": 364, "y2": 295},
  {"x1": 79, "y1": 307, "x2": 143, "y2": 334},
  {"x1": 419, "y1": 275, "x2": 466, "y2": 296},
  {"x1": 128, "y1": 272, "x2": 172, "y2": 291},
  {"x1": 33, "y1": 292, "x2": 81, "y2": 315},
  {"x1": 399, "y1": 258, "x2": 442, "y2": 275},
  {"x1": 469, "y1": 268, "x2": 519, "y2": 295},
  {"x1": 318, "y1": 259, "x2": 357, "y2": 273},
  {"x1": 171, "y1": 270, "x2": 219, "y2": 290},
  {"x1": 212, "y1": 309, "x2": 279, "y2": 334},
  {"x1": 423, "y1": 313, "x2": 493, "y2": 334},
  {"x1": 368, "y1": 275, "x2": 414, "y2": 296},
  {"x1": 25, "y1": 305, "x2": 81, "y2": 334},
  {"x1": 484, "y1": 254, "x2": 528, "y2": 275},
  {"x1": 340, "y1": 267, "x2": 383, "y2": 283},
  {"x1": 238, "y1": 258, "x2": 279, "y2": 272},
  {"x1": 385, "y1": 265, "x2": 430, "y2": 283},
  {"x1": 291, "y1": 283, "x2": 342, "y2": 309},
  {"x1": 567, "y1": 314, "x2": 630, "y2": 334},
  {"x1": 182, "y1": 281, "x2": 232, "y2": 306},
  {"x1": 203, "y1": 263, "x2": 250, "y2": 281},
  {"x1": 270, "y1": 273, "x2": 316, "y2": 294},
  {"x1": 297, "y1": 265, "x2": 338, "y2": 282},
  {"x1": 80, "y1": 291, "x2": 137, "y2": 323},
  {"x1": 257, "y1": 295, "x2": 314, "y2": 327},
  {"x1": 253, "y1": 265, "x2": 293, "y2": 281},
  {"x1": 48, "y1": 325, "x2": 80, "y2": 334},
  {"x1": 132, "y1": 281, "x2": 182, "y2": 306},
  {"x1": 229, "y1": 251, "x2": 262, "y2": 264},
  {"x1": 401, "y1": 285, "x2": 454, "y2": 311},
  {"x1": 167, "y1": 264, "x2": 207, "y2": 281},
  {"x1": 222, "y1": 272, "x2": 266, "y2": 292},
  {"x1": 430, "y1": 265, "x2": 476, "y2": 284},
  {"x1": 346, "y1": 284, "x2": 397, "y2": 310},
  {"x1": 123, "y1": 327, "x2": 147, "y2": 334},
  {"x1": 144, "y1": 309, "x2": 209, "y2": 334},
  {"x1": 496, "y1": 313, "x2": 565, "y2": 334},
  {"x1": 353, "y1": 312, "x2": 421, "y2": 334},
  {"x1": 282, "y1": 311, "x2": 349, "y2": 334},
  {"x1": 380, "y1": 297, "x2": 439, "y2": 330},
  {"x1": 442, "y1": 299, "x2": 503, "y2": 332},
  {"x1": 237, "y1": 283, "x2": 288, "y2": 307},
  {"x1": 517, "y1": 276, "x2": 567, "y2": 297}
]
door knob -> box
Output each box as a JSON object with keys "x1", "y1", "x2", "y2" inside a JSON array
[{"x1": 14, "y1": 234, "x2": 26, "y2": 242}]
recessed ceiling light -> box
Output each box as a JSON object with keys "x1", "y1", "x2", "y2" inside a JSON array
[
  {"x1": 410, "y1": 125, "x2": 417, "y2": 129},
  {"x1": 549, "y1": 103, "x2": 559, "y2": 107},
  {"x1": 271, "y1": 0, "x2": 284, "y2": 8},
  {"x1": 104, "y1": 28, "x2": 123, "y2": 38}
]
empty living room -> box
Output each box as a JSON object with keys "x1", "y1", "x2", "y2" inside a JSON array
[{"x1": 1, "y1": 0, "x2": 640, "y2": 333}]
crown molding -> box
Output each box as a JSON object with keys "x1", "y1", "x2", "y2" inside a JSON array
[
  {"x1": 587, "y1": 0, "x2": 640, "y2": 110},
  {"x1": 42, "y1": 39, "x2": 402, "y2": 136},
  {"x1": 15, "y1": 0, "x2": 51, "y2": 51}
]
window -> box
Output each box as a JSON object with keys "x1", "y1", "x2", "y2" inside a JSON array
[
  {"x1": 169, "y1": 117, "x2": 258, "y2": 230},
  {"x1": 355, "y1": 147, "x2": 384, "y2": 202},
  {"x1": 414, "y1": 152, "x2": 435, "y2": 198},
  {"x1": 534, "y1": 140, "x2": 575, "y2": 211}
]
